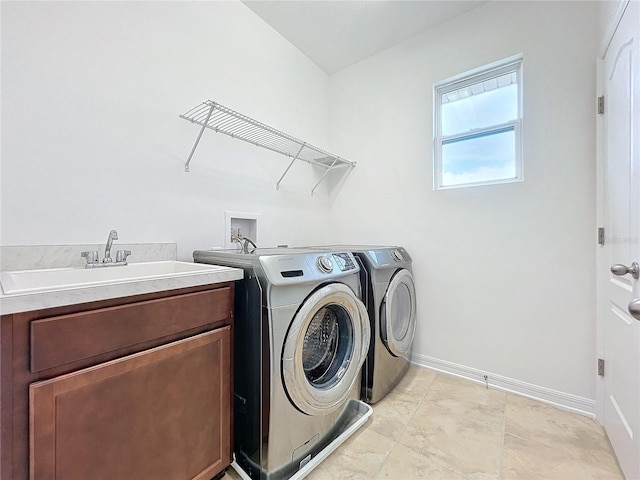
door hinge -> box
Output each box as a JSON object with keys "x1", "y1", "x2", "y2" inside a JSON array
[
  {"x1": 598, "y1": 227, "x2": 605, "y2": 245},
  {"x1": 598, "y1": 358, "x2": 605, "y2": 376},
  {"x1": 597, "y1": 96, "x2": 605, "y2": 115}
]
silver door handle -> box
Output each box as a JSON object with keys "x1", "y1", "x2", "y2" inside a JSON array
[
  {"x1": 628, "y1": 298, "x2": 640, "y2": 321},
  {"x1": 611, "y1": 262, "x2": 640, "y2": 279}
]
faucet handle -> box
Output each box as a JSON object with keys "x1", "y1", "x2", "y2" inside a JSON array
[
  {"x1": 81, "y1": 250, "x2": 99, "y2": 265},
  {"x1": 115, "y1": 250, "x2": 131, "y2": 263}
]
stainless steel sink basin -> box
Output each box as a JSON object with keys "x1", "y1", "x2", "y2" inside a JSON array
[{"x1": 1, "y1": 261, "x2": 236, "y2": 295}]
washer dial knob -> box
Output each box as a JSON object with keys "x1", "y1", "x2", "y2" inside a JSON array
[
  {"x1": 392, "y1": 249, "x2": 404, "y2": 262},
  {"x1": 317, "y1": 256, "x2": 334, "y2": 273}
]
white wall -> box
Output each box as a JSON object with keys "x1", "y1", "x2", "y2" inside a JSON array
[
  {"x1": 328, "y1": 1, "x2": 600, "y2": 401},
  {"x1": 1, "y1": 1, "x2": 334, "y2": 260}
]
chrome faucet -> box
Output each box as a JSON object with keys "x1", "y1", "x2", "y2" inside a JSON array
[
  {"x1": 103, "y1": 230, "x2": 118, "y2": 263},
  {"x1": 81, "y1": 250, "x2": 99, "y2": 265},
  {"x1": 81, "y1": 229, "x2": 131, "y2": 268}
]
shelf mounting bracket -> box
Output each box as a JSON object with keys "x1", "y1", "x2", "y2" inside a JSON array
[
  {"x1": 184, "y1": 103, "x2": 215, "y2": 172},
  {"x1": 310, "y1": 158, "x2": 340, "y2": 196},
  {"x1": 276, "y1": 143, "x2": 305, "y2": 190}
]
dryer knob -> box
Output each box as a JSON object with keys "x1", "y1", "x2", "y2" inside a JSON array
[
  {"x1": 317, "y1": 256, "x2": 334, "y2": 273},
  {"x1": 392, "y1": 249, "x2": 404, "y2": 262}
]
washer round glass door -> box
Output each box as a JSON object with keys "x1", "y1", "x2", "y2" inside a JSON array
[
  {"x1": 282, "y1": 283, "x2": 370, "y2": 416},
  {"x1": 381, "y1": 269, "x2": 416, "y2": 357}
]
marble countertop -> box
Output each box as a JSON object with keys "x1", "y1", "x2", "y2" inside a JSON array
[{"x1": 0, "y1": 262, "x2": 243, "y2": 315}]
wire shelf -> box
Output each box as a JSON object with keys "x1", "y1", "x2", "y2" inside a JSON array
[{"x1": 180, "y1": 100, "x2": 356, "y2": 194}]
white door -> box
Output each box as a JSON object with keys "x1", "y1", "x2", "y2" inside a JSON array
[{"x1": 602, "y1": 1, "x2": 640, "y2": 478}]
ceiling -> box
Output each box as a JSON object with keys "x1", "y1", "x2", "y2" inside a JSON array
[{"x1": 242, "y1": 0, "x2": 487, "y2": 75}]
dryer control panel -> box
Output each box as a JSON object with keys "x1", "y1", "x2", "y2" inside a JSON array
[{"x1": 364, "y1": 247, "x2": 412, "y2": 268}]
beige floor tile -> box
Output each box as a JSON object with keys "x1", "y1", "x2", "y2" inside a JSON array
[
  {"x1": 398, "y1": 400, "x2": 503, "y2": 478},
  {"x1": 501, "y1": 431, "x2": 579, "y2": 479},
  {"x1": 506, "y1": 394, "x2": 602, "y2": 439},
  {"x1": 500, "y1": 431, "x2": 620, "y2": 480},
  {"x1": 368, "y1": 391, "x2": 421, "y2": 440},
  {"x1": 426, "y1": 373, "x2": 507, "y2": 417},
  {"x1": 393, "y1": 364, "x2": 438, "y2": 399},
  {"x1": 374, "y1": 442, "x2": 464, "y2": 479},
  {"x1": 504, "y1": 394, "x2": 622, "y2": 478},
  {"x1": 577, "y1": 462, "x2": 625, "y2": 480},
  {"x1": 305, "y1": 427, "x2": 393, "y2": 480}
]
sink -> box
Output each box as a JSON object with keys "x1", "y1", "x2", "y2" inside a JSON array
[{"x1": 1, "y1": 261, "x2": 236, "y2": 295}]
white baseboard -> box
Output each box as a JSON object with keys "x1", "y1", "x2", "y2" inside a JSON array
[{"x1": 412, "y1": 353, "x2": 596, "y2": 418}]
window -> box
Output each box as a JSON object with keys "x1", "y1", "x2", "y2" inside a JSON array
[{"x1": 433, "y1": 55, "x2": 523, "y2": 189}]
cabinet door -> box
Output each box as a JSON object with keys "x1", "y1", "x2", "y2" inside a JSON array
[{"x1": 30, "y1": 327, "x2": 231, "y2": 480}]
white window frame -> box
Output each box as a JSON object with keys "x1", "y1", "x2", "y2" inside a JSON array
[{"x1": 433, "y1": 54, "x2": 524, "y2": 190}]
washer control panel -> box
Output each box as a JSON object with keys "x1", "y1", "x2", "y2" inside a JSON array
[
  {"x1": 332, "y1": 252, "x2": 356, "y2": 271},
  {"x1": 316, "y1": 255, "x2": 334, "y2": 273},
  {"x1": 315, "y1": 253, "x2": 357, "y2": 274},
  {"x1": 257, "y1": 250, "x2": 360, "y2": 285}
]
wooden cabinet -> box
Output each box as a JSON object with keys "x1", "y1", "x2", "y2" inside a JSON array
[
  {"x1": 1, "y1": 283, "x2": 234, "y2": 480},
  {"x1": 30, "y1": 328, "x2": 230, "y2": 480}
]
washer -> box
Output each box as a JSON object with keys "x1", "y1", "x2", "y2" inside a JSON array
[
  {"x1": 307, "y1": 246, "x2": 416, "y2": 404},
  {"x1": 193, "y1": 247, "x2": 370, "y2": 480}
]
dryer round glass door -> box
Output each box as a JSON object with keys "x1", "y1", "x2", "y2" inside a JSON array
[
  {"x1": 281, "y1": 283, "x2": 370, "y2": 416},
  {"x1": 381, "y1": 269, "x2": 416, "y2": 357}
]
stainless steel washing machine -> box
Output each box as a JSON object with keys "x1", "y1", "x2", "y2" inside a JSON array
[
  {"x1": 306, "y1": 246, "x2": 416, "y2": 404},
  {"x1": 193, "y1": 247, "x2": 370, "y2": 480}
]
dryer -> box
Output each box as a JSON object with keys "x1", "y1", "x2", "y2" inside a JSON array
[
  {"x1": 307, "y1": 246, "x2": 416, "y2": 404},
  {"x1": 193, "y1": 247, "x2": 370, "y2": 480}
]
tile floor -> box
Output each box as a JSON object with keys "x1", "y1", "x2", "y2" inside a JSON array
[{"x1": 226, "y1": 366, "x2": 624, "y2": 479}]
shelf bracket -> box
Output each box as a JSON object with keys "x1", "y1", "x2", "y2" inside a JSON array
[
  {"x1": 184, "y1": 103, "x2": 215, "y2": 172},
  {"x1": 276, "y1": 143, "x2": 305, "y2": 190},
  {"x1": 310, "y1": 158, "x2": 340, "y2": 196}
]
